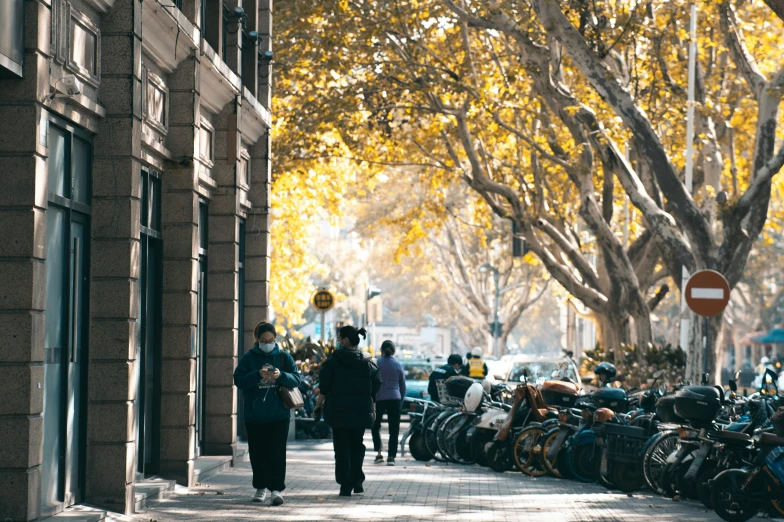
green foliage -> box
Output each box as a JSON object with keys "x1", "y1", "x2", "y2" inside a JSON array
[{"x1": 581, "y1": 343, "x2": 686, "y2": 389}]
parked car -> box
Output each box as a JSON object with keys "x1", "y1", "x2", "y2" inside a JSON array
[
  {"x1": 502, "y1": 355, "x2": 581, "y2": 389},
  {"x1": 400, "y1": 360, "x2": 436, "y2": 400}
]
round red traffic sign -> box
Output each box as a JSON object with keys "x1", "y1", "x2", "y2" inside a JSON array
[{"x1": 685, "y1": 269, "x2": 730, "y2": 317}]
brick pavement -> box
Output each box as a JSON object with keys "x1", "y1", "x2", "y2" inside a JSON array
[{"x1": 136, "y1": 430, "x2": 765, "y2": 522}]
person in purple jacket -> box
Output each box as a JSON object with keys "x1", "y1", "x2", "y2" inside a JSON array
[{"x1": 372, "y1": 340, "x2": 407, "y2": 465}]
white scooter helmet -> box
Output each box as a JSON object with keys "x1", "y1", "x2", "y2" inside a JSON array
[{"x1": 464, "y1": 382, "x2": 484, "y2": 412}]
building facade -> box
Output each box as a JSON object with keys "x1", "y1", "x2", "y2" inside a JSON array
[{"x1": 0, "y1": 0, "x2": 273, "y2": 519}]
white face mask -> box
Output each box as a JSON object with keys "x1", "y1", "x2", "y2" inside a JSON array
[{"x1": 259, "y1": 342, "x2": 275, "y2": 354}]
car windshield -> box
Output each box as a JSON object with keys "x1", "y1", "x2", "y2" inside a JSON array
[
  {"x1": 402, "y1": 363, "x2": 432, "y2": 381},
  {"x1": 509, "y1": 361, "x2": 577, "y2": 385}
]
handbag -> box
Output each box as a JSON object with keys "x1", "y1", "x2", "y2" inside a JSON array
[{"x1": 277, "y1": 353, "x2": 304, "y2": 410}]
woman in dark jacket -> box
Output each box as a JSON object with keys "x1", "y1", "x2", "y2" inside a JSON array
[
  {"x1": 233, "y1": 322, "x2": 301, "y2": 506},
  {"x1": 318, "y1": 325, "x2": 382, "y2": 497}
]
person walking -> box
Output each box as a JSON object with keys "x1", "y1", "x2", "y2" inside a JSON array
[
  {"x1": 233, "y1": 322, "x2": 301, "y2": 506},
  {"x1": 428, "y1": 354, "x2": 463, "y2": 403},
  {"x1": 372, "y1": 340, "x2": 406, "y2": 466},
  {"x1": 462, "y1": 346, "x2": 488, "y2": 379},
  {"x1": 318, "y1": 326, "x2": 382, "y2": 497}
]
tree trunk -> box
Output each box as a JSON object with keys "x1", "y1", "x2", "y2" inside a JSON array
[
  {"x1": 685, "y1": 314, "x2": 724, "y2": 384},
  {"x1": 596, "y1": 313, "x2": 631, "y2": 363}
]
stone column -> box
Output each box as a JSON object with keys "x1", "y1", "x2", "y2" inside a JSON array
[
  {"x1": 244, "y1": 131, "x2": 271, "y2": 347},
  {"x1": 0, "y1": 1, "x2": 50, "y2": 519},
  {"x1": 202, "y1": 103, "x2": 240, "y2": 457},
  {"x1": 84, "y1": 0, "x2": 143, "y2": 514},
  {"x1": 258, "y1": 0, "x2": 272, "y2": 109},
  {"x1": 158, "y1": 56, "x2": 201, "y2": 486}
]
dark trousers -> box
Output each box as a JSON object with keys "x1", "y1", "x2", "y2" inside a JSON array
[
  {"x1": 371, "y1": 399, "x2": 401, "y2": 459},
  {"x1": 246, "y1": 419, "x2": 289, "y2": 492},
  {"x1": 332, "y1": 427, "x2": 366, "y2": 488}
]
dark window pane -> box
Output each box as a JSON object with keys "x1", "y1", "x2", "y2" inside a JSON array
[
  {"x1": 141, "y1": 172, "x2": 149, "y2": 228},
  {"x1": 0, "y1": 0, "x2": 24, "y2": 67},
  {"x1": 199, "y1": 203, "x2": 208, "y2": 250},
  {"x1": 48, "y1": 126, "x2": 67, "y2": 198},
  {"x1": 71, "y1": 136, "x2": 91, "y2": 204}
]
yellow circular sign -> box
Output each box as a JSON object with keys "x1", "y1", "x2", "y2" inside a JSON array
[{"x1": 312, "y1": 289, "x2": 335, "y2": 312}]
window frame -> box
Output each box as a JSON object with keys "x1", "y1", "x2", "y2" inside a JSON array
[
  {"x1": 198, "y1": 117, "x2": 215, "y2": 168},
  {"x1": 238, "y1": 147, "x2": 250, "y2": 190},
  {"x1": 143, "y1": 68, "x2": 169, "y2": 135},
  {"x1": 66, "y1": 7, "x2": 101, "y2": 87}
]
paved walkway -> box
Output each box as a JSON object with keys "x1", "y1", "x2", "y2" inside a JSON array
[{"x1": 138, "y1": 430, "x2": 763, "y2": 522}]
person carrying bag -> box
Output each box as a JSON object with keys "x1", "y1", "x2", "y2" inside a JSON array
[{"x1": 233, "y1": 322, "x2": 301, "y2": 506}]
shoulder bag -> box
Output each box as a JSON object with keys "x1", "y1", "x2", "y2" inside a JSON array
[{"x1": 277, "y1": 353, "x2": 304, "y2": 410}]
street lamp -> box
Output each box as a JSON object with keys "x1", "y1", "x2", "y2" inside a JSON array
[{"x1": 480, "y1": 263, "x2": 501, "y2": 358}]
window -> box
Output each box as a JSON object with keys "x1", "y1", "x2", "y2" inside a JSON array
[
  {"x1": 238, "y1": 148, "x2": 250, "y2": 188},
  {"x1": 67, "y1": 9, "x2": 100, "y2": 86},
  {"x1": 199, "y1": 119, "x2": 214, "y2": 165},
  {"x1": 144, "y1": 69, "x2": 168, "y2": 133},
  {"x1": 0, "y1": 0, "x2": 24, "y2": 77}
]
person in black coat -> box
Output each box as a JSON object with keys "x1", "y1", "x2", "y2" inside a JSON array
[{"x1": 317, "y1": 325, "x2": 382, "y2": 497}]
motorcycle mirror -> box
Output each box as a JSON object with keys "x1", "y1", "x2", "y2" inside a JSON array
[
  {"x1": 701, "y1": 372, "x2": 710, "y2": 385},
  {"x1": 581, "y1": 375, "x2": 594, "y2": 385},
  {"x1": 653, "y1": 369, "x2": 665, "y2": 379},
  {"x1": 729, "y1": 379, "x2": 737, "y2": 392},
  {"x1": 734, "y1": 370, "x2": 741, "y2": 382}
]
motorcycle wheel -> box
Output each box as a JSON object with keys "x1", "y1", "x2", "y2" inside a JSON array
[
  {"x1": 597, "y1": 453, "x2": 615, "y2": 490},
  {"x1": 674, "y1": 454, "x2": 699, "y2": 499},
  {"x1": 513, "y1": 425, "x2": 549, "y2": 477},
  {"x1": 408, "y1": 431, "x2": 432, "y2": 462},
  {"x1": 487, "y1": 441, "x2": 514, "y2": 473},
  {"x1": 566, "y1": 437, "x2": 598, "y2": 483},
  {"x1": 611, "y1": 462, "x2": 645, "y2": 493},
  {"x1": 697, "y1": 462, "x2": 718, "y2": 509},
  {"x1": 643, "y1": 430, "x2": 680, "y2": 496},
  {"x1": 469, "y1": 429, "x2": 495, "y2": 467},
  {"x1": 711, "y1": 469, "x2": 760, "y2": 522},
  {"x1": 541, "y1": 429, "x2": 562, "y2": 478},
  {"x1": 767, "y1": 483, "x2": 784, "y2": 518}
]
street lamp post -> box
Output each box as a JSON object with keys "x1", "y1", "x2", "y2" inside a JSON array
[{"x1": 481, "y1": 263, "x2": 501, "y2": 358}]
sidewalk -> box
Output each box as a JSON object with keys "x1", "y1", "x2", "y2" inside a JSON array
[{"x1": 136, "y1": 430, "x2": 763, "y2": 522}]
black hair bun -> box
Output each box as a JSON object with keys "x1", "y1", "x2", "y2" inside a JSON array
[{"x1": 358, "y1": 328, "x2": 367, "y2": 339}]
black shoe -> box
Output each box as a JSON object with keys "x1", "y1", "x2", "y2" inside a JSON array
[
  {"x1": 339, "y1": 487, "x2": 352, "y2": 497},
  {"x1": 374, "y1": 455, "x2": 384, "y2": 464},
  {"x1": 387, "y1": 458, "x2": 396, "y2": 466},
  {"x1": 353, "y1": 483, "x2": 364, "y2": 494}
]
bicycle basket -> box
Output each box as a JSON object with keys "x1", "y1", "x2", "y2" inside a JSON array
[
  {"x1": 436, "y1": 380, "x2": 463, "y2": 407},
  {"x1": 604, "y1": 423, "x2": 648, "y2": 464}
]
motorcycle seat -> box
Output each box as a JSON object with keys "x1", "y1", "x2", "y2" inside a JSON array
[
  {"x1": 717, "y1": 430, "x2": 751, "y2": 443},
  {"x1": 758, "y1": 432, "x2": 784, "y2": 447}
]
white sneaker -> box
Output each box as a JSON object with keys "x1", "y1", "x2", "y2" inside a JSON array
[
  {"x1": 252, "y1": 489, "x2": 267, "y2": 503},
  {"x1": 271, "y1": 490, "x2": 284, "y2": 506}
]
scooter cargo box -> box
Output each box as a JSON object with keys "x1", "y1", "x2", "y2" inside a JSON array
[
  {"x1": 445, "y1": 376, "x2": 475, "y2": 399},
  {"x1": 541, "y1": 380, "x2": 580, "y2": 408},
  {"x1": 594, "y1": 388, "x2": 630, "y2": 413},
  {"x1": 673, "y1": 386, "x2": 722, "y2": 423},
  {"x1": 655, "y1": 395, "x2": 683, "y2": 423},
  {"x1": 772, "y1": 407, "x2": 784, "y2": 437}
]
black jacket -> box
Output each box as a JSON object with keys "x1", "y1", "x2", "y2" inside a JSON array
[
  {"x1": 428, "y1": 364, "x2": 459, "y2": 403},
  {"x1": 319, "y1": 348, "x2": 382, "y2": 429}
]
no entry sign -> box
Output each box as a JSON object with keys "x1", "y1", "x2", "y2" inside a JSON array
[{"x1": 685, "y1": 269, "x2": 730, "y2": 317}]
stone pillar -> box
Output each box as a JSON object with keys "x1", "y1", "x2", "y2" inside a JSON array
[
  {"x1": 84, "y1": 0, "x2": 143, "y2": 514},
  {"x1": 223, "y1": 0, "x2": 243, "y2": 78},
  {"x1": 0, "y1": 2, "x2": 50, "y2": 519},
  {"x1": 158, "y1": 56, "x2": 201, "y2": 486},
  {"x1": 242, "y1": 0, "x2": 259, "y2": 97},
  {"x1": 258, "y1": 0, "x2": 272, "y2": 109},
  {"x1": 244, "y1": 131, "x2": 271, "y2": 348},
  {"x1": 203, "y1": 103, "x2": 240, "y2": 457}
]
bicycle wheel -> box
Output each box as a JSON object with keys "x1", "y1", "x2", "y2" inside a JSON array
[
  {"x1": 514, "y1": 425, "x2": 549, "y2": 476},
  {"x1": 408, "y1": 431, "x2": 432, "y2": 461},
  {"x1": 643, "y1": 430, "x2": 680, "y2": 496},
  {"x1": 541, "y1": 428, "x2": 563, "y2": 478},
  {"x1": 425, "y1": 411, "x2": 451, "y2": 462},
  {"x1": 438, "y1": 412, "x2": 473, "y2": 464}
]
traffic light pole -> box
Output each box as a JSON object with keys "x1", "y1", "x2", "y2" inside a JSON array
[{"x1": 321, "y1": 311, "x2": 326, "y2": 344}]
